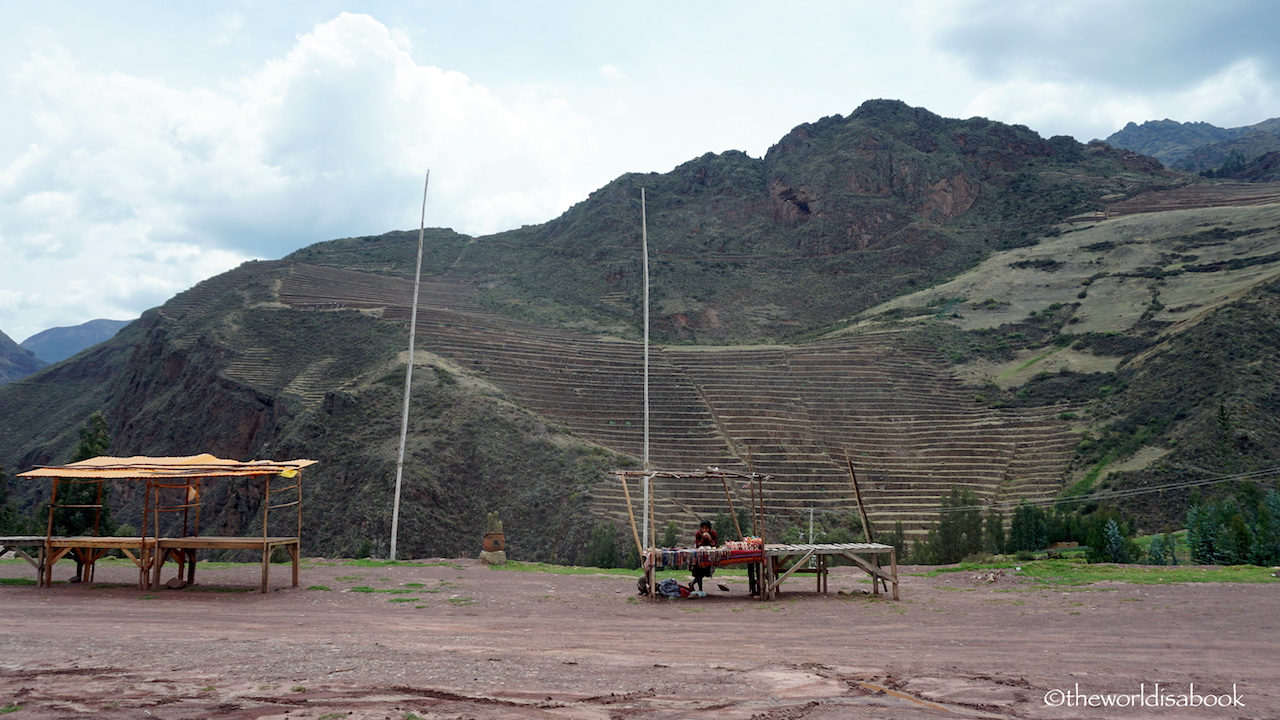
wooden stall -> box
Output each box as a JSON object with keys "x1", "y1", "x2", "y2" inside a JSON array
[
  {"x1": 17, "y1": 454, "x2": 316, "y2": 593},
  {"x1": 618, "y1": 468, "x2": 899, "y2": 601}
]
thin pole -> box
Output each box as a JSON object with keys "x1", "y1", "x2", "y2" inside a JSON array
[
  {"x1": 641, "y1": 188, "x2": 651, "y2": 551},
  {"x1": 391, "y1": 171, "x2": 430, "y2": 561}
]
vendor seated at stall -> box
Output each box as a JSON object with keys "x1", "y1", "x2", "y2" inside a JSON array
[{"x1": 690, "y1": 520, "x2": 719, "y2": 591}]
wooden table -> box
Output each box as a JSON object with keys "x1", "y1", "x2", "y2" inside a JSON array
[
  {"x1": 0, "y1": 535, "x2": 46, "y2": 575},
  {"x1": 155, "y1": 536, "x2": 300, "y2": 593},
  {"x1": 42, "y1": 536, "x2": 156, "y2": 589},
  {"x1": 762, "y1": 542, "x2": 898, "y2": 600}
]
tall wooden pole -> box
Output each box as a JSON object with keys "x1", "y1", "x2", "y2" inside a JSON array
[
  {"x1": 391, "y1": 171, "x2": 429, "y2": 561},
  {"x1": 845, "y1": 452, "x2": 874, "y2": 543},
  {"x1": 641, "y1": 188, "x2": 651, "y2": 551}
]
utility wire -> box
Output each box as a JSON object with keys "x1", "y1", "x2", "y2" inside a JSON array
[
  {"x1": 933, "y1": 465, "x2": 1280, "y2": 514},
  {"x1": 754, "y1": 465, "x2": 1280, "y2": 518}
]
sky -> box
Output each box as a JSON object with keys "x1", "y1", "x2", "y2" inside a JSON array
[{"x1": 2, "y1": 1, "x2": 1279, "y2": 343}]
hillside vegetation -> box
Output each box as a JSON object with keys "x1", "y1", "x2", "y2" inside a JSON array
[
  {"x1": 849, "y1": 192, "x2": 1280, "y2": 529},
  {"x1": 2, "y1": 100, "x2": 1277, "y2": 560}
]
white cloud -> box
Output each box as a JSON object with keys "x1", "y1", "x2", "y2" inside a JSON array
[
  {"x1": 966, "y1": 56, "x2": 1280, "y2": 142},
  {"x1": 0, "y1": 12, "x2": 596, "y2": 339},
  {"x1": 5, "y1": 2, "x2": 1280, "y2": 342}
]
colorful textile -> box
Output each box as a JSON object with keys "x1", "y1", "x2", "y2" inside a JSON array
[{"x1": 643, "y1": 537, "x2": 763, "y2": 570}]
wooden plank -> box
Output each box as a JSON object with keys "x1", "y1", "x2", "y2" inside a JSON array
[
  {"x1": 767, "y1": 549, "x2": 816, "y2": 594},
  {"x1": 838, "y1": 550, "x2": 896, "y2": 589},
  {"x1": 156, "y1": 536, "x2": 298, "y2": 549},
  {"x1": 618, "y1": 473, "x2": 643, "y2": 556},
  {"x1": 890, "y1": 547, "x2": 899, "y2": 601},
  {"x1": 0, "y1": 537, "x2": 46, "y2": 572}
]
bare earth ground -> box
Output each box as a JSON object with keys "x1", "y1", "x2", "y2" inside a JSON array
[{"x1": 1, "y1": 558, "x2": 1275, "y2": 720}]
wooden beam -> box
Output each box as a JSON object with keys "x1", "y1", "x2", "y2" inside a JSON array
[{"x1": 767, "y1": 549, "x2": 816, "y2": 594}]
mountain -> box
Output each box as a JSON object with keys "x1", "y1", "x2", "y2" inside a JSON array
[
  {"x1": 0, "y1": 329, "x2": 45, "y2": 385},
  {"x1": 1, "y1": 100, "x2": 1275, "y2": 559},
  {"x1": 1204, "y1": 150, "x2": 1280, "y2": 183},
  {"x1": 21, "y1": 318, "x2": 133, "y2": 364},
  {"x1": 296, "y1": 100, "x2": 1174, "y2": 345},
  {"x1": 1104, "y1": 118, "x2": 1280, "y2": 174},
  {"x1": 851, "y1": 191, "x2": 1280, "y2": 527}
]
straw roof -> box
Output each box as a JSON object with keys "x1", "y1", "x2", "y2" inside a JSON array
[{"x1": 18, "y1": 454, "x2": 317, "y2": 480}]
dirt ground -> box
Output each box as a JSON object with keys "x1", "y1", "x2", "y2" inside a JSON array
[{"x1": 1, "y1": 557, "x2": 1275, "y2": 720}]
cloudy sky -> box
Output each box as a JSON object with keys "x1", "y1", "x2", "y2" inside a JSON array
[{"x1": 2, "y1": 1, "x2": 1279, "y2": 342}]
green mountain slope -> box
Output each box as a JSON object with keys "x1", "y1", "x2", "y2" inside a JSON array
[
  {"x1": 2, "y1": 101, "x2": 1270, "y2": 558},
  {"x1": 848, "y1": 193, "x2": 1280, "y2": 529}
]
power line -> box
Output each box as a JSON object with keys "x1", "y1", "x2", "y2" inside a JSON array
[
  {"x1": 726, "y1": 466, "x2": 1280, "y2": 520},
  {"x1": 934, "y1": 466, "x2": 1280, "y2": 514}
]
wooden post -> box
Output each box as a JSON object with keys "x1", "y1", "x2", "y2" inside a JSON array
[
  {"x1": 890, "y1": 547, "x2": 899, "y2": 601},
  {"x1": 619, "y1": 472, "x2": 643, "y2": 555},
  {"x1": 845, "y1": 453, "x2": 874, "y2": 543},
  {"x1": 718, "y1": 473, "x2": 744, "y2": 540},
  {"x1": 93, "y1": 479, "x2": 103, "y2": 536},
  {"x1": 648, "y1": 479, "x2": 656, "y2": 557},
  {"x1": 846, "y1": 453, "x2": 888, "y2": 594}
]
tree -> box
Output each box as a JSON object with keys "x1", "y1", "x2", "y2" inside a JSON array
[
  {"x1": 660, "y1": 520, "x2": 679, "y2": 548},
  {"x1": 584, "y1": 523, "x2": 621, "y2": 568},
  {"x1": 984, "y1": 510, "x2": 1006, "y2": 554},
  {"x1": 1185, "y1": 487, "x2": 1280, "y2": 566},
  {"x1": 880, "y1": 519, "x2": 909, "y2": 562},
  {"x1": 48, "y1": 412, "x2": 115, "y2": 537},
  {"x1": 1147, "y1": 531, "x2": 1178, "y2": 566},
  {"x1": 72, "y1": 412, "x2": 110, "y2": 462},
  {"x1": 917, "y1": 487, "x2": 984, "y2": 564},
  {"x1": 711, "y1": 511, "x2": 737, "y2": 544},
  {"x1": 1009, "y1": 502, "x2": 1048, "y2": 552},
  {"x1": 1083, "y1": 512, "x2": 1137, "y2": 564},
  {"x1": 0, "y1": 466, "x2": 19, "y2": 535}
]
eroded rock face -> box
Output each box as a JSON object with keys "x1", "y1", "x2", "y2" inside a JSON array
[
  {"x1": 770, "y1": 180, "x2": 817, "y2": 223},
  {"x1": 921, "y1": 172, "x2": 980, "y2": 221}
]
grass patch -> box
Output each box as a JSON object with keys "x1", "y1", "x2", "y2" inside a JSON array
[
  {"x1": 1015, "y1": 346, "x2": 1062, "y2": 372},
  {"x1": 0, "y1": 577, "x2": 36, "y2": 586},
  {"x1": 446, "y1": 597, "x2": 476, "y2": 605},
  {"x1": 1062, "y1": 456, "x2": 1111, "y2": 497},
  {"x1": 307, "y1": 585, "x2": 332, "y2": 591},
  {"x1": 0, "y1": 703, "x2": 20, "y2": 714},
  {"x1": 915, "y1": 558, "x2": 1280, "y2": 585},
  {"x1": 348, "y1": 586, "x2": 376, "y2": 593},
  {"x1": 388, "y1": 597, "x2": 421, "y2": 603}
]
